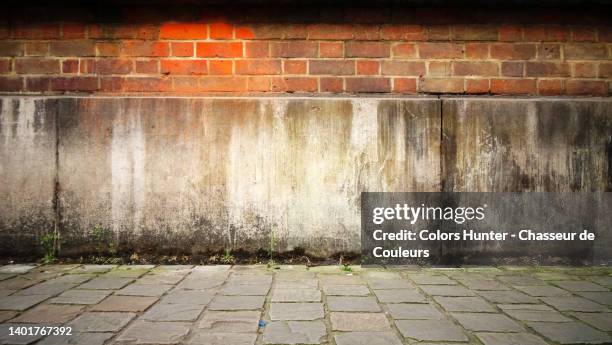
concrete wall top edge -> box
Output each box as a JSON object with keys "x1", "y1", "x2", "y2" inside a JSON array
[{"x1": 0, "y1": 94, "x2": 610, "y2": 102}]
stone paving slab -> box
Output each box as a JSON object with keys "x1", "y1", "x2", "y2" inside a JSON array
[
  {"x1": 263, "y1": 320, "x2": 326, "y2": 344},
  {"x1": 198, "y1": 310, "x2": 261, "y2": 332},
  {"x1": 374, "y1": 288, "x2": 426, "y2": 303},
  {"x1": 186, "y1": 331, "x2": 256, "y2": 345},
  {"x1": 91, "y1": 296, "x2": 158, "y2": 312},
  {"x1": 50, "y1": 289, "x2": 111, "y2": 305},
  {"x1": 334, "y1": 331, "x2": 403, "y2": 345},
  {"x1": 395, "y1": 319, "x2": 469, "y2": 342},
  {"x1": 451, "y1": 312, "x2": 525, "y2": 332},
  {"x1": 528, "y1": 321, "x2": 612, "y2": 344},
  {"x1": 269, "y1": 303, "x2": 324, "y2": 320},
  {"x1": 117, "y1": 321, "x2": 191, "y2": 344},
  {"x1": 0, "y1": 264, "x2": 611, "y2": 345}
]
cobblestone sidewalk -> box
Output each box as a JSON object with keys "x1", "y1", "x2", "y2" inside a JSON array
[{"x1": 0, "y1": 264, "x2": 611, "y2": 345}]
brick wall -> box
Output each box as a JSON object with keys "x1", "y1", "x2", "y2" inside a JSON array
[{"x1": 0, "y1": 5, "x2": 610, "y2": 95}]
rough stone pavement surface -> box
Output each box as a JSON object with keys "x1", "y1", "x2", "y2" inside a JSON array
[{"x1": 0, "y1": 264, "x2": 610, "y2": 344}]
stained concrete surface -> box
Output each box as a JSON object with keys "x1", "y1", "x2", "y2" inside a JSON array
[{"x1": 0, "y1": 96, "x2": 611, "y2": 257}]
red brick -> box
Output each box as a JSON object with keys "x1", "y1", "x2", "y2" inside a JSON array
[
  {"x1": 524, "y1": 26, "x2": 568, "y2": 42},
  {"x1": 160, "y1": 23, "x2": 207, "y2": 39},
  {"x1": 252, "y1": 24, "x2": 307, "y2": 39},
  {"x1": 15, "y1": 58, "x2": 60, "y2": 74},
  {"x1": 419, "y1": 78, "x2": 464, "y2": 93},
  {"x1": 172, "y1": 76, "x2": 201, "y2": 93},
  {"x1": 210, "y1": 23, "x2": 234, "y2": 39},
  {"x1": 381, "y1": 61, "x2": 425, "y2": 76},
  {"x1": 538, "y1": 79, "x2": 564, "y2": 95},
  {"x1": 271, "y1": 41, "x2": 317, "y2": 58},
  {"x1": 26, "y1": 77, "x2": 50, "y2": 91},
  {"x1": 0, "y1": 77, "x2": 23, "y2": 91},
  {"x1": 100, "y1": 77, "x2": 124, "y2": 92},
  {"x1": 50, "y1": 76, "x2": 98, "y2": 91},
  {"x1": 354, "y1": 25, "x2": 380, "y2": 40},
  {"x1": 345, "y1": 77, "x2": 390, "y2": 93},
  {"x1": 283, "y1": 60, "x2": 307, "y2": 74},
  {"x1": 245, "y1": 42, "x2": 269, "y2": 58},
  {"x1": 564, "y1": 44, "x2": 607, "y2": 60},
  {"x1": 308, "y1": 24, "x2": 353, "y2": 40},
  {"x1": 122, "y1": 41, "x2": 169, "y2": 57},
  {"x1": 381, "y1": 25, "x2": 427, "y2": 41},
  {"x1": 235, "y1": 59, "x2": 281, "y2": 75},
  {"x1": 499, "y1": 25, "x2": 523, "y2": 41},
  {"x1": 490, "y1": 79, "x2": 537, "y2": 94},
  {"x1": 537, "y1": 44, "x2": 561, "y2": 59},
  {"x1": 309, "y1": 60, "x2": 354, "y2": 75},
  {"x1": 599, "y1": 63, "x2": 612, "y2": 78},
  {"x1": 235, "y1": 26, "x2": 255, "y2": 39},
  {"x1": 161, "y1": 59, "x2": 207, "y2": 75},
  {"x1": 419, "y1": 43, "x2": 463, "y2": 59},
  {"x1": 490, "y1": 44, "x2": 536, "y2": 60},
  {"x1": 466, "y1": 79, "x2": 490, "y2": 93},
  {"x1": 123, "y1": 77, "x2": 171, "y2": 92},
  {"x1": 95, "y1": 59, "x2": 133, "y2": 75},
  {"x1": 135, "y1": 60, "x2": 158, "y2": 74},
  {"x1": 501, "y1": 62, "x2": 523, "y2": 77},
  {"x1": 572, "y1": 27, "x2": 597, "y2": 42},
  {"x1": 209, "y1": 60, "x2": 233, "y2": 75},
  {"x1": 525, "y1": 62, "x2": 570, "y2": 77},
  {"x1": 24, "y1": 42, "x2": 48, "y2": 56},
  {"x1": 572, "y1": 62, "x2": 604, "y2": 78},
  {"x1": 320, "y1": 77, "x2": 343, "y2": 92},
  {"x1": 599, "y1": 27, "x2": 612, "y2": 42},
  {"x1": 0, "y1": 42, "x2": 23, "y2": 56},
  {"x1": 247, "y1": 76, "x2": 271, "y2": 92},
  {"x1": 428, "y1": 61, "x2": 451, "y2": 77},
  {"x1": 566, "y1": 80, "x2": 606, "y2": 95},
  {"x1": 199, "y1": 76, "x2": 247, "y2": 92},
  {"x1": 392, "y1": 43, "x2": 417, "y2": 58},
  {"x1": 171, "y1": 42, "x2": 194, "y2": 57},
  {"x1": 465, "y1": 43, "x2": 489, "y2": 59},
  {"x1": 80, "y1": 59, "x2": 95, "y2": 74},
  {"x1": 345, "y1": 42, "x2": 389, "y2": 58},
  {"x1": 271, "y1": 77, "x2": 317, "y2": 92},
  {"x1": 13, "y1": 24, "x2": 60, "y2": 39},
  {"x1": 453, "y1": 61, "x2": 498, "y2": 77},
  {"x1": 197, "y1": 42, "x2": 242, "y2": 58},
  {"x1": 62, "y1": 22, "x2": 86, "y2": 39},
  {"x1": 62, "y1": 59, "x2": 79, "y2": 73},
  {"x1": 428, "y1": 26, "x2": 451, "y2": 40},
  {"x1": 393, "y1": 78, "x2": 417, "y2": 93},
  {"x1": 0, "y1": 59, "x2": 10, "y2": 73},
  {"x1": 96, "y1": 42, "x2": 120, "y2": 56},
  {"x1": 49, "y1": 41, "x2": 95, "y2": 57},
  {"x1": 319, "y1": 42, "x2": 343, "y2": 58},
  {"x1": 356, "y1": 61, "x2": 379, "y2": 75},
  {"x1": 90, "y1": 24, "x2": 157, "y2": 40},
  {"x1": 452, "y1": 25, "x2": 498, "y2": 41}
]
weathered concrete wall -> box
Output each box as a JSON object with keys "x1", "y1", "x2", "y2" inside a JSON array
[
  {"x1": 0, "y1": 96, "x2": 611, "y2": 258},
  {"x1": 442, "y1": 98, "x2": 612, "y2": 192},
  {"x1": 56, "y1": 97, "x2": 440, "y2": 256},
  {"x1": 0, "y1": 98, "x2": 57, "y2": 255},
  {"x1": 442, "y1": 97, "x2": 612, "y2": 264}
]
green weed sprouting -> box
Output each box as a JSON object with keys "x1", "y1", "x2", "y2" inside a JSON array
[{"x1": 40, "y1": 233, "x2": 56, "y2": 263}]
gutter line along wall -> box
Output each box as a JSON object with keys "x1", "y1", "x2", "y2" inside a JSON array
[{"x1": 0, "y1": 96, "x2": 611, "y2": 259}]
